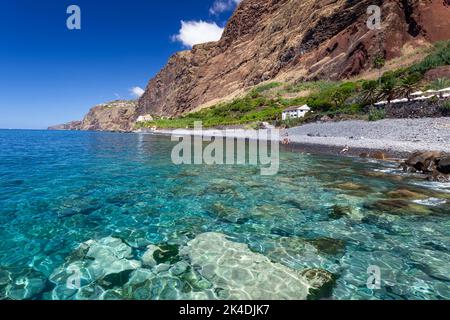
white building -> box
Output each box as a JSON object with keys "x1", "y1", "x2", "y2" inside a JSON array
[
  {"x1": 282, "y1": 105, "x2": 311, "y2": 121},
  {"x1": 136, "y1": 115, "x2": 154, "y2": 122}
]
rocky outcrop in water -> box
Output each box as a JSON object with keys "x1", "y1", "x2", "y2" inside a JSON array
[{"x1": 138, "y1": 0, "x2": 450, "y2": 117}]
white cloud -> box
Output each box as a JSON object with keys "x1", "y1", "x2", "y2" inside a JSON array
[
  {"x1": 172, "y1": 20, "x2": 224, "y2": 48},
  {"x1": 129, "y1": 86, "x2": 145, "y2": 98},
  {"x1": 209, "y1": 0, "x2": 241, "y2": 15}
]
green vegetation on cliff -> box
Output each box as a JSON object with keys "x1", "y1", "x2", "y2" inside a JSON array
[{"x1": 137, "y1": 41, "x2": 450, "y2": 129}]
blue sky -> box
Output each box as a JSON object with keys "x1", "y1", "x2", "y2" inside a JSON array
[{"x1": 0, "y1": 0, "x2": 240, "y2": 129}]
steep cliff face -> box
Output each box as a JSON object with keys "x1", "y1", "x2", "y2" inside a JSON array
[
  {"x1": 48, "y1": 121, "x2": 82, "y2": 131},
  {"x1": 49, "y1": 101, "x2": 138, "y2": 132},
  {"x1": 79, "y1": 100, "x2": 138, "y2": 132},
  {"x1": 138, "y1": 0, "x2": 450, "y2": 117}
]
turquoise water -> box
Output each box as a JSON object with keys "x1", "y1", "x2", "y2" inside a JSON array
[{"x1": 0, "y1": 129, "x2": 449, "y2": 300}]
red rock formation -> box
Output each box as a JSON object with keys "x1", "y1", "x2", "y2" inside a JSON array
[{"x1": 138, "y1": 0, "x2": 450, "y2": 117}]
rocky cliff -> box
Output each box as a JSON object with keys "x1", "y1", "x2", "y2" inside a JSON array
[
  {"x1": 138, "y1": 0, "x2": 450, "y2": 117},
  {"x1": 48, "y1": 121, "x2": 82, "y2": 131},
  {"x1": 49, "y1": 100, "x2": 138, "y2": 132}
]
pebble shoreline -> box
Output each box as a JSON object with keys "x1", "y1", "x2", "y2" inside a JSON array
[
  {"x1": 141, "y1": 117, "x2": 450, "y2": 159},
  {"x1": 286, "y1": 118, "x2": 450, "y2": 157}
]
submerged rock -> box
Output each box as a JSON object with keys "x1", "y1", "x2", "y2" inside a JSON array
[
  {"x1": 307, "y1": 238, "x2": 346, "y2": 256},
  {"x1": 180, "y1": 232, "x2": 335, "y2": 300},
  {"x1": 0, "y1": 269, "x2": 11, "y2": 286},
  {"x1": 86, "y1": 236, "x2": 133, "y2": 260},
  {"x1": 122, "y1": 269, "x2": 184, "y2": 300},
  {"x1": 300, "y1": 269, "x2": 336, "y2": 300},
  {"x1": 364, "y1": 199, "x2": 433, "y2": 216},
  {"x1": 141, "y1": 245, "x2": 160, "y2": 267},
  {"x1": 329, "y1": 205, "x2": 352, "y2": 220},
  {"x1": 50, "y1": 237, "x2": 141, "y2": 295},
  {"x1": 76, "y1": 284, "x2": 105, "y2": 300},
  {"x1": 5, "y1": 269, "x2": 46, "y2": 300},
  {"x1": 327, "y1": 182, "x2": 373, "y2": 197},
  {"x1": 387, "y1": 189, "x2": 427, "y2": 200},
  {"x1": 207, "y1": 203, "x2": 246, "y2": 223},
  {"x1": 152, "y1": 244, "x2": 181, "y2": 265}
]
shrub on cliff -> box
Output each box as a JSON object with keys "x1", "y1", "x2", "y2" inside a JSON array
[
  {"x1": 429, "y1": 78, "x2": 450, "y2": 90},
  {"x1": 409, "y1": 41, "x2": 450, "y2": 75}
]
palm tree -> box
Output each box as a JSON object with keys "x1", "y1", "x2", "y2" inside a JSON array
[
  {"x1": 361, "y1": 80, "x2": 379, "y2": 105},
  {"x1": 399, "y1": 73, "x2": 422, "y2": 101},
  {"x1": 380, "y1": 76, "x2": 398, "y2": 104}
]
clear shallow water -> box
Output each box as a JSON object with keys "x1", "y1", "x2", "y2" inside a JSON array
[{"x1": 0, "y1": 130, "x2": 449, "y2": 300}]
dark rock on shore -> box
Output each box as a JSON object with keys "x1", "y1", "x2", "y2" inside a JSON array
[
  {"x1": 380, "y1": 98, "x2": 450, "y2": 119},
  {"x1": 401, "y1": 151, "x2": 450, "y2": 182},
  {"x1": 437, "y1": 157, "x2": 450, "y2": 174},
  {"x1": 404, "y1": 151, "x2": 443, "y2": 173}
]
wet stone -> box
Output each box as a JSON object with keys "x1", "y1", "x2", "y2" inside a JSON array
[
  {"x1": 50, "y1": 237, "x2": 141, "y2": 294},
  {"x1": 76, "y1": 284, "x2": 105, "y2": 300},
  {"x1": 387, "y1": 189, "x2": 427, "y2": 200},
  {"x1": 207, "y1": 203, "x2": 244, "y2": 223},
  {"x1": 101, "y1": 288, "x2": 125, "y2": 300},
  {"x1": 307, "y1": 238, "x2": 346, "y2": 256},
  {"x1": 300, "y1": 269, "x2": 336, "y2": 300},
  {"x1": 52, "y1": 284, "x2": 78, "y2": 300},
  {"x1": 181, "y1": 232, "x2": 335, "y2": 300},
  {"x1": 0, "y1": 269, "x2": 11, "y2": 286},
  {"x1": 170, "y1": 261, "x2": 190, "y2": 276},
  {"x1": 5, "y1": 269, "x2": 46, "y2": 300},
  {"x1": 152, "y1": 244, "x2": 181, "y2": 265},
  {"x1": 141, "y1": 245, "x2": 159, "y2": 267},
  {"x1": 365, "y1": 199, "x2": 433, "y2": 216},
  {"x1": 329, "y1": 205, "x2": 352, "y2": 220}
]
